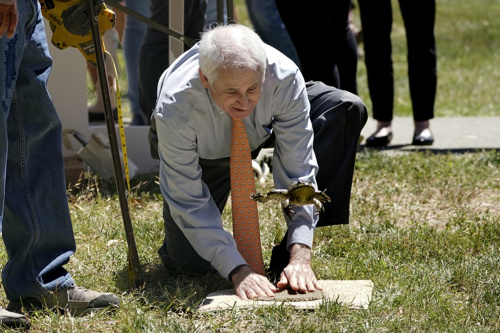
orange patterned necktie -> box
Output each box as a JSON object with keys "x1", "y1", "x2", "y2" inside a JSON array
[{"x1": 230, "y1": 118, "x2": 266, "y2": 275}]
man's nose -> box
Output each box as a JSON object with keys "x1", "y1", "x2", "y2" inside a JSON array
[{"x1": 237, "y1": 93, "x2": 250, "y2": 108}]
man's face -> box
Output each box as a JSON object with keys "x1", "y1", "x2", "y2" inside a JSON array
[{"x1": 200, "y1": 68, "x2": 263, "y2": 120}]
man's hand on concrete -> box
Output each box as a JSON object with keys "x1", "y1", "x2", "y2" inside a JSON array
[
  {"x1": 232, "y1": 265, "x2": 278, "y2": 300},
  {"x1": 0, "y1": 2, "x2": 18, "y2": 38},
  {"x1": 276, "y1": 243, "x2": 322, "y2": 293}
]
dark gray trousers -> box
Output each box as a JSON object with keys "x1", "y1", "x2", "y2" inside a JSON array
[{"x1": 158, "y1": 81, "x2": 368, "y2": 272}]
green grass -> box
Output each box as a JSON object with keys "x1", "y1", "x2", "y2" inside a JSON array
[
  {"x1": 2, "y1": 0, "x2": 500, "y2": 332},
  {"x1": 2, "y1": 151, "x2": 498, "y2": 332}
]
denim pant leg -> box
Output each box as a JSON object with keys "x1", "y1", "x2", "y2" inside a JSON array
[
  {"x1": 123, "y1": 0, "x2": 150, "y2": 120},
  {"x1": 205, "y1": 0, "x2": 218, "y2": 27},
  {"x1": 139, "y1": 0, "x2": 206, "y2": 124},
  {"x1": 0, "y1": 0, "x2": 75, "y2": 300}
]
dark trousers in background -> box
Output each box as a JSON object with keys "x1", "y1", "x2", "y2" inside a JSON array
[
  {"x1": 357, "y1": 0, "x2": 437, "y2": 122},
  {"x1": 276, "y1": 0, "x2": 359, "y2": 95},
  {"x1": 158, "y1": 81, "x2": 368, "y2": 273}
]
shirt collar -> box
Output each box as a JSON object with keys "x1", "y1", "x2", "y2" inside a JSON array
[{"x1": 205, "y1": 88, "x2": 226, "y2": 117}]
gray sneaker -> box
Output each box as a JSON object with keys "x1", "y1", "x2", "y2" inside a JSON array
[
  {"x1": 0, "y1": 308, "x2": 30, "y2": 329},
  {"x1": 7, "y1": 284, "x2": 120, "y2": 316}
]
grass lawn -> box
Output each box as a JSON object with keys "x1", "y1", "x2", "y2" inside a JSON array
[
  {"x1": 4, "y1": 150, "x2": 496, "y2": 332},
  {"x1": 2, "y1": 0, "x2": 500, "y2": 332}
]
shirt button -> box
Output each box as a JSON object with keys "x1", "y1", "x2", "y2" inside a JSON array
[{"x1": 218, "y1": 265, "x2": 223, "y2": 270}]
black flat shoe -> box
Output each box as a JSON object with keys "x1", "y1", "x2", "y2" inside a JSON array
[
  {"x1": 412, "y1": 132, "x2": 434, "y2": 146},
  {"x1": 365, "y1": 132, "x2": 393, "y2": 147}
]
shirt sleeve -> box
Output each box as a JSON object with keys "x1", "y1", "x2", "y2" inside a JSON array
[
  {"x1": 154, "y1": 102, "x2": 247, "y2": 279},
  {"x1": 270, "y1": 70, "x2": 319, "y2": 249}
]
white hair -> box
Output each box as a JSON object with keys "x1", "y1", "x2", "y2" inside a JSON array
[{"x1": 198, "y1": 24, "x2": 267, "y2": 87}]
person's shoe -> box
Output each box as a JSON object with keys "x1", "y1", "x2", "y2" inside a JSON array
[
  {"x1": 7, "y1": 284, "x2": 120, "y2": 317},
  {"x1": 412, "y1": 129, "x2": 434, "y2": 146},
  {"x1": 365, "y1": 131, "x2": 393, "y2": 147},
  {"x1": 0, "y1": 308, "x2": 30, "y2": 329}
]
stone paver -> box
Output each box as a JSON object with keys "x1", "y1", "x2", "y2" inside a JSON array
[{"x1": 198, "y1": 280, "x2": 374, "y2": 312}]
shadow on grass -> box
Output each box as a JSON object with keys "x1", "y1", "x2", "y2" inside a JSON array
[
  {"x1": 67, "y1": 172, "x2": 162, "y2": 199},
  {"x1": 113, "y1": 260, "x2": 232, "y2": 312}
]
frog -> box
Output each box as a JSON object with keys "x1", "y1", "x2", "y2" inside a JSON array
[{"x1": 250, "y1": 180, "x2": 331, "y2": 215}]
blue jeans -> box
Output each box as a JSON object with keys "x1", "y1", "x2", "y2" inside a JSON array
[
  {"x1": 139, "y1": 0, "x2": 206, "y2": 124},
  {"x1": 0, "y1": 0, "x2": 75, "y2": 300},
  {"x1": 123, "y1": 0, "x2": 150, "y2": 124},
  {"x1": 244, "y1": 0, "x2": 301, "y2": 69},
  {"x1": 205, "y1": 0, "x2": 218, "y2": 27}
]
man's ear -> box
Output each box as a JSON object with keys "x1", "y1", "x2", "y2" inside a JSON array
[{"x1": 199, "y1": 69, "x2": 210, "y2": 89}]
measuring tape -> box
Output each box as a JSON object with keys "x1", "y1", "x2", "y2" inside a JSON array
[
  {"x1": 39, "y1": 0, "x2": 132, "y2": 194},
  {"x1": 106, "y1": 50, "x2": 131, "y2": 194}
]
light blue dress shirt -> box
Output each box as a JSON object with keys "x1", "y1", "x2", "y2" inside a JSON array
[{"x1": 154, "y1": 43, "x2": 320, "y2": 278}]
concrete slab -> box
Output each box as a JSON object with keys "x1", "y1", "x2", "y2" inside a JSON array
[
  {"x1": 198, "y1": 280, "x2": 374, "y2": 312},
  {"x1": 360, "y1": 116, "x2": 500, "y2": 152}
]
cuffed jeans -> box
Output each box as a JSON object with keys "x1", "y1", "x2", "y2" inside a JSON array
[{"x1": 0, "y1": 0, "x2": 75, "y2": 300}]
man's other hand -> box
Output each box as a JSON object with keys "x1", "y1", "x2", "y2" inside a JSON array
[
  {"x1": 276, "y1": 243, "x2": 322, "y2": 293},
  {"x1": 0, "y1": 2, "x2": 18, "y2": 38},
  {"x1": 232, "y1": 265, "x2": 278, "y2": 300}
]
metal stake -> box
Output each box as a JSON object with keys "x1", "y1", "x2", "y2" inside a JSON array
[{"x1": 88, "y1": 0, "x2": 143, "y2": 288}]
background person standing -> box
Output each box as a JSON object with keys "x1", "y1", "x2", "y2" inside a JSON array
[{"x1": 357, "y1": 0, "x2": 437, "y2": 147}]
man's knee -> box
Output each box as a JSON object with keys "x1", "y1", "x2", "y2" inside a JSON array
[
  {"x1": 309, "y1": 84, "x2": 368, "y2": 132},
  {"x1": 344, "y1": 91, "x2": 368, "y2": 128},
  {"x1": 331, "y1": 88, "x2": 367, "y2": 122},
  {"x1": 308, "y1": 81, "x2": 366, "y2": 120}
]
